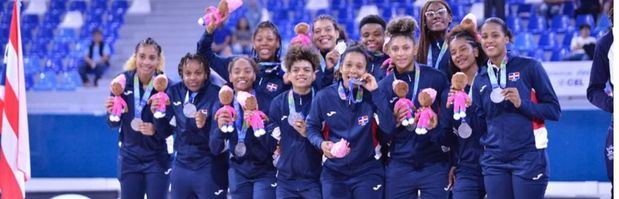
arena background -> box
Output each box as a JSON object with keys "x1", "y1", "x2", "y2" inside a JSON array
[{"x1": 0, "y1": 0, "x2": 613, "y2": 198}]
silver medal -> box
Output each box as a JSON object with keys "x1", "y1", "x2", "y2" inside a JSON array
[
  {"x1": 235, "y1": 142, "x2": 246, "y2": 157},
  {"x1": 490, "y1": 88, "x2": 505, "y2": 103},
  {"x1": 457, "y1": 122, "x2": 472, "y2": 139},
  {"x1": 349, "y1": 78, "x2": 365, "y2": 85},
  {"x1": 287, "y1": 112, "x2": 304, "y2": 126},
  {"x1": 183, "y1": 103, "x2": 197, "y2": 118},
  {"x1": 130, "y1": 118, "x2": 142, "y2": 131},
  {"x1": 406, "y1": 123, "x2": 416, "y2": 132}
]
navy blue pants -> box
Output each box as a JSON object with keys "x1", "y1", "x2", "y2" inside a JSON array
[
  {"x1": 385, "y1": 161, "x2": 449, "y2": 199},
  {"x1": 321, "y1": 163, "x2": 385, "y2": 199},
  {"x1": 452, "y1": 168, "x2": 485, "y2": 199},
  {"x1": 481, "y1": 150, "x2": 548, "y2": 199},
  {"x1": 228, "y1": 168, "x2": 276, "y2": 199},
  {"x1": 170, "y1": 163, "x2": 228, "y2": 199},
  {"x1": 276, "y1": 179, "x2": 321, "y2": 199},
  {"x1": 118, "y1": 156, "x2": 170, "y2": 199}
]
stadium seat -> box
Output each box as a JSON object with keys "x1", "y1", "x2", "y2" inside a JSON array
[
  {"x1": 528, "y1": 49, "x2": 547, "y2": 62},
  {"x1": 562, "y1": 1, "x2": 574, "y2": 16},
  {"x1": 550, "y1": 15, "x2": 571, "y2": 33},
  {"x1": 562, "y1": 31, "x2": 576, "y2": 48},
  {"x1": 68, "y1": 1, "x2": 87, "y2": 13},
  {"x1": 513, "y1": 32, "x2": 536, "y2": 52},
  {"x1": 538, "y1": 31, "x2": 558, "y2": 50},
  {"x1": 56, "y1": 70, "x2": 79, "y2": 91},
  {"x1": 32, "y1": 70, "x2": 56, "y2": 91},
  {"x1": 576, "y1": 14, "x2": 595, "y2": 28},
  {"x1": 90, "y1": 0, "x2": 108, "y2": 10},
  {"x1": 527, "y1": 15, "x2": 547, "y2": 34},
  {"x1": 550, "y1": 47, "x2": 569, "y2": 61},
  {"x1": 507, "y1": 16, "x2": 524, "y2": 33},
  {"x1": 22, "y1": 14, "x2": 40, "y2": 26}
]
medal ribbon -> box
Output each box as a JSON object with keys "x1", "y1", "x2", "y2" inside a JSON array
[{"x1": 133, "y1": 73, "x2": 155, "y2": 119}]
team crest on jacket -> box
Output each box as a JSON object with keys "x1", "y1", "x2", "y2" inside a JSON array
[
  {"x1": 358, "y1": 115, "x2": 369, "y2": 126},
  {"x1": 266, "y1": 83, "x2": 278, "y2": 92},
  {"x1": 508, "y1": 72, "x2": 520, "y2": 81}
]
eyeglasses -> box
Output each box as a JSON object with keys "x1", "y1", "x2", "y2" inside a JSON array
[{"x1": 425, "y1": 8, "x2": 448, "y2": 18}]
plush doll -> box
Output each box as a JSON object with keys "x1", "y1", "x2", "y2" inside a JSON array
[
  {"x1": 392, "y1": 79, "x2": 416, "y2": 126},
  {"x1": 109, "y1": 74, "x2": 128, "y2": 122},
  {"x1": 446, "y1": 72, "x2": 472, "y2": 120},
  {"x1": 148, "y1": 74, "x2": 170, "y2": 119},
  {"x1": 290, "y1": 22, "x2": 312, "y2": 47},
  {"x1": 198, "y1": 0, "x2": 244, "y2": 26},
  {"x1": 414, "y1": 88, "x2": 438, "y2": 135},
  {"x1": 243, "y1": 95, "x2": 269, "y2": 137},
  {"x1": 330, "y1": 138, "x2": 351, "y2": 158},
  {"x1": 215, "y1": 85, "x2": 236, "y2": 132}
]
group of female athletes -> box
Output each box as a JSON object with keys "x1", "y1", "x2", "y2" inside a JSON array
[{"x1": 104, "y1": 0, "x2": 564, "y2": 198}]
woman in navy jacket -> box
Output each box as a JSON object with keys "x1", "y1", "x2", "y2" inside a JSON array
[
  {"x1": 586, "y1": 19, "x2": 614, "y2": 192},
  {"x1": 152, "y1": 53, "x2": 228, "y2": 198},
  {"x1": 306, "y1": 44, "x2": 395, "y2": 199},
  {"x1": 442, "y1": 18, "x2": 488, "y2": 199},
  {"x1": 198, "y1": 19, "x2": 289, "y2": 105},
  {"x1": 104, "y1": 38, "x2": 170, "y2": 199},
  {"x1": 211, "y1": 56, "x2": 278, "y2": 199},
  {"x1": 359, "y1": 15, "x2": 390, "y2": 81},
  {"x1": 374, "y1": 16, "x2": 451, "y2": 199},
  {"x1": 474, "y1": 17, "x2": 560, "y2": 199},
  {"x1": 268, "y1": 45, "x2": 323, "y2": 198},
  {"x1": 416, "y1": 0, "x2": 454, "y2": 77}
]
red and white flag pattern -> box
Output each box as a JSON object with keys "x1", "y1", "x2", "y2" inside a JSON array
[{"x1": 0, "y1": 0, "x2": 31, "y2": 198}]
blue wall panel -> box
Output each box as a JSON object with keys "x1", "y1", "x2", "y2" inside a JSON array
[{"x1": 29, "y1": 114, "x2": 118, "y2": 177}]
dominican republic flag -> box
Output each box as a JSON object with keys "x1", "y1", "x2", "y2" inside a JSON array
[{"x1": 0, "y1": 1, "x2": 31, "y2": 198}]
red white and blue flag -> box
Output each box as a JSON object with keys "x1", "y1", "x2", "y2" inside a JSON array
[{"x1": 0, "y1": 1, "x2": 31, "y2": 198}]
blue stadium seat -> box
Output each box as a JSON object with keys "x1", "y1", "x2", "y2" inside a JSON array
[
  {"x1": 337, "y1": 7, "x2": 355, "y2": 22},
  {"x1": 516, "y1": 3, "x2": 535, "y2": 18},
  {"x1": 562, "y1": 1, "x2": 574, "y2": 16},
  {"x1": 562, "y1": 31, "x2": 576, "y2": 48},
  {"x1": 28, "y1": 39, "x2": 48, "y2": 57},
  {"x1": 43, "y1": 12, "x2": 62, "y2": 26},
  {"x1": 538, "y1": 31, "x2": 558, "y2": 51},
  {"x1": 289, "y1": 0, "x2": 305, "y2": 9},
  {"x1": 32, "y1": 70, "x2": 56, "y2": 91},
  {"x1": 56, "y1": 70, "x2": 78, "y2": 91},
  {"x1": 21, "y1": 28, "x2": 33, "y2": 41},
  {"x1": 451, "y1": 4, "x2": 465, "y2": 20},
  {"x1": 22, "y1": 14, "x2": 39, "y2": 26},
  {"x1": 69, "y1": 1, "x2": 87, "y2": 13},
  {"x1": 527, "y1": 15, "x2": 547, "y2": 34},
  {"x1": 267, "y1": 0, "x2": 284, "y2": 9},
  {"x1": 49, "y1": 42, "x2": 70, "y2": 59},
  {"x1": 0, "y1": 11, "x2": 10, "y2": 25},
  {"x1": 506, "y1": 16, "x2": 524, "y2": 33},
  {"x1": 550, "y1": 15, "x2": 571, "y2": 33},
  {"x1": 24, "y1": 55, "x2": 43, "y2": 75},
  {"x1": 576, "y1": 14, "x2": 595, "y2": 28},
  {"x1": 106, "y1": 11, "x2": 124, "y2": 24},
  {"x1": 111, "y1": 0, "x2": 129, "y2": 10},
  {"x1": 55, "y1": 28, "x2": 78, "y2": 44},
  {"x1": 45, "y1": 57, "x2": 63, "y2": 73},
  {"x1": 90, "y1": 0, "x2": 108, "y2": 10},
  {"x1": 550, "y1": 47, "x2": 569, "y2": 61},
  {"x1": 513, "y1": 32, "x2": 536, "y2": 52},
  {"x1": 528, "y1": 49, "x2": 547, "y2": 62}
]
